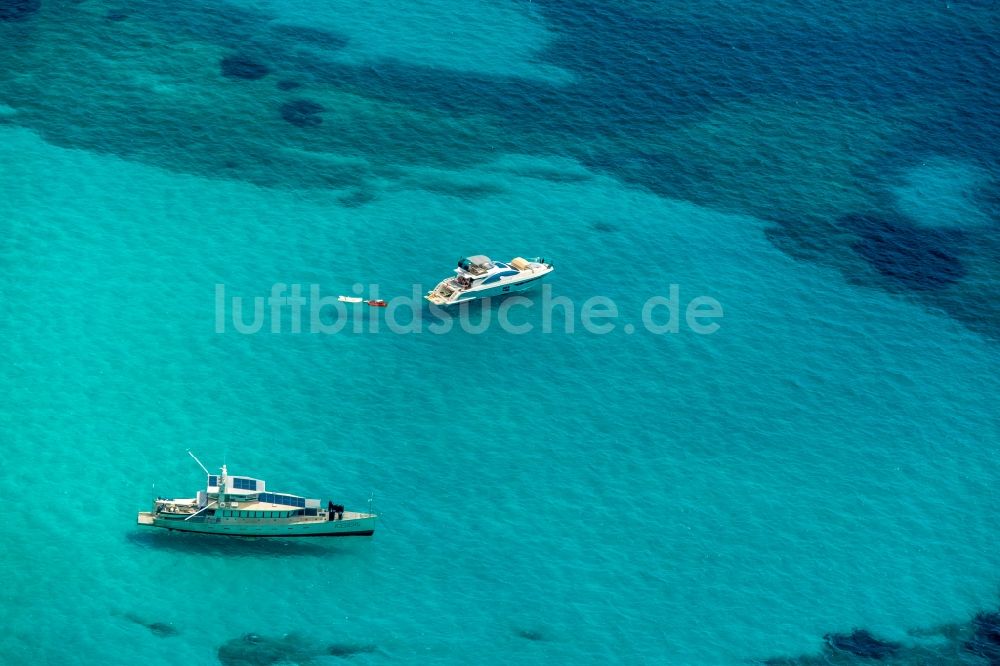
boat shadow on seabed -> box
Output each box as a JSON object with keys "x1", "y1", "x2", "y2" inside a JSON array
[{"x1": 124, "y1": 529, "x2": 362, "y2": 558}]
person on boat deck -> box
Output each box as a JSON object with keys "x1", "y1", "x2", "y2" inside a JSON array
[{"x1": 326, "y1": 502, "x2": 345, "y2": 520}]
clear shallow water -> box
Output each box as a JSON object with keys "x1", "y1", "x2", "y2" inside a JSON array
[{"x1": 1, "y1": 1, "x2": 998, "y2": 664}]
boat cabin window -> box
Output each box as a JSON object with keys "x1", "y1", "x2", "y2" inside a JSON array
[
  {"x1": 258, "y1": 492, "x2": 305, "y2": 507},
  {"x1": 208, "y1": 475, "x2": 218, "y2": 487},
  {"x1": 231, "y1": 477, "x2": 260, "y2": 491}
]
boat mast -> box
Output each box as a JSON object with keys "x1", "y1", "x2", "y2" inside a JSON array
[
  {"x1": 219, "y1": 463, "x2": 228, "y2": 506},
  {"x1": 187, "y1": 449, "x2": 210, "y2": 475},
  {"x1": 188, "y1": 449, "x2": 223, "y2": 510}
]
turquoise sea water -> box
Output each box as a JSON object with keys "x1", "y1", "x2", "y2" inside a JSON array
[{"x1": 2, "y1": 1, "x2": 999, "y2": 664}]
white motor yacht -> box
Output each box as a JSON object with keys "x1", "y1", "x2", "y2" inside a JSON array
[{"x1": 425, "y1": 255, "x2": 553, "y2": 305}]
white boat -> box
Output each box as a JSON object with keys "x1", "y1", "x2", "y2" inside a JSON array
[
  {"x1": 137, "y1": 452, "x2": 376, "y2": 538},
  {"x1": 425, "y1": 255, "x2": 554, "y2": 305}
]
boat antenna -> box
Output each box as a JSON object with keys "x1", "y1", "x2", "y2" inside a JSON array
[
  {"x1": 184, "y1": 499, "x2": 218, "y2": 521},
  {"x1": 187, "y1": 449, "x2": 210, "y2": 475}
]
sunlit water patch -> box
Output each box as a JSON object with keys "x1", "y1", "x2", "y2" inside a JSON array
[
  {"x1": 2, "y1": 124, "x2": 1000, "y2": 664},
  {"x1": 892, "y1": 157, "x2": 995, "y2": 229}
]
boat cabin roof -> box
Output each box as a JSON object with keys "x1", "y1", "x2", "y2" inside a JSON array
[
  {"x1": 207, "y1": 473, "x2": 264, "y2": 496},
  {"x1": 206, "y1": 474, "x2": 318, "y2": 508},
  {"x1": 218, "y1": 492, "x2": 319, "y2": 510},
  {"x1": 456, "y1": 255, "x2": 494, "y2": 275}
]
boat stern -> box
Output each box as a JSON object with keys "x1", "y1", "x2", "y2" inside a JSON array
[
  {"x1": 137, "y1": 511, "x2": 156, "y2": 526},
  {"x1": 425, "y1": 279, "x2": 458, "y2": 305},
  {"x1": 425, "y1": 291, "x2": 448, "y2": 305}
]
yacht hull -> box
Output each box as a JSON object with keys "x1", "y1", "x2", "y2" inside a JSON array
[
  {"x1": 138, "y1": 512, "x2": 376, "y2": 537},
  {"x1": 427, "y1": 271, "x2": 551, "y2": 306}
]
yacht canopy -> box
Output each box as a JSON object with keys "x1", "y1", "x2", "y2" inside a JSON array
[{"x1": 458, "y1": 255, "x2": 494, "y2": 275}]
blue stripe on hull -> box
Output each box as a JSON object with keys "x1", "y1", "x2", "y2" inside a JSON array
[{"x1": 456, "y1": 274, "x2": 548, "y2": 302}]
